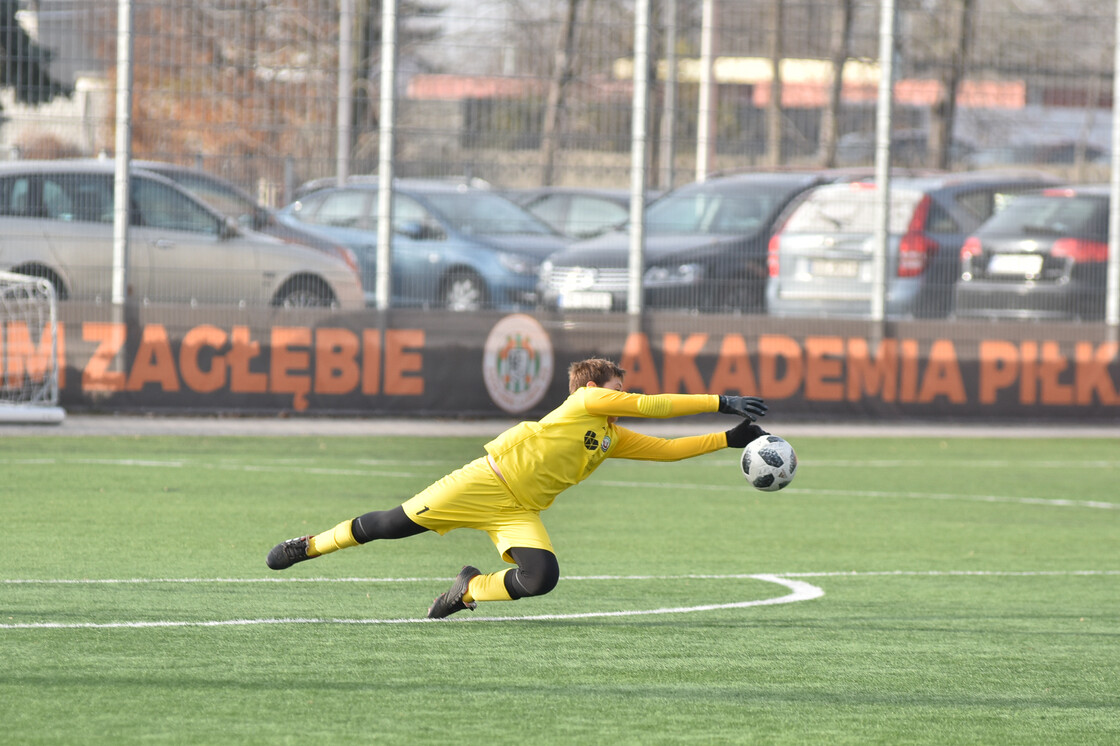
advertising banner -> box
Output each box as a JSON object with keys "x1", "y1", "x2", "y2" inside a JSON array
[{"x1": 26, "y1": 305, "x2": 1120, "y2": 421}]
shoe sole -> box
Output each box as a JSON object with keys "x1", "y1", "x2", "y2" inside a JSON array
[
  {"x1": 427, "y1": 565, "x2": 481, "y2": 619},
  {"x1": 266, "y1": 537, "x2": 311, "y2": 570}
]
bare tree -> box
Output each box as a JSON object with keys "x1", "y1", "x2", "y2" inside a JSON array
[
  {"x1": 540, "y1": 0, "x2": 582, "y2": 185},
  {"x1": 929, "y1": 0, "x2": 975, "y2": 169},
  {"x1": 765, "y1": 0, "x2": 783, "y2": 167},
  {"x1": 818, "y1": 0, "x2": 853, "y2": 167}
]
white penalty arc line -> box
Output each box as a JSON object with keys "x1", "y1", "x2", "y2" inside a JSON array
[
  {"x1": 0, "y1": 574, "x2": 822, "y2": 630},
  {"x1": 6, "y1": 570, "x2": 1117, "y2": 630},
  {"x1": 7, "y1": 569, "x2": 1119, "y2": 585}
]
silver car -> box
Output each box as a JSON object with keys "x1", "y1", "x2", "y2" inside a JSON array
[
  {"x1": 0, "y1": 160, "x2": 364, "y2": 309},
  {"x1": 766, "y1": 172, "x2": 1061, "y2": 318}
]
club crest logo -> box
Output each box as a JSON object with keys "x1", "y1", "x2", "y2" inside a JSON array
[{"x1": 483, "y1": 314, "x2": 554, "y2": 414}]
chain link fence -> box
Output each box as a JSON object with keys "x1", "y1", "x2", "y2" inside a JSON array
[{"x1": 0, "y1": 0, "x2": 1118, "y2": 327}]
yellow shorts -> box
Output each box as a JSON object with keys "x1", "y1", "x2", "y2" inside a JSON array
[{"x1": 401, "y1": 456, "x2": 554, "y2": 563}]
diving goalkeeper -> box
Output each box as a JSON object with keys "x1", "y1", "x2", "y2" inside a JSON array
[{"x1": 266, "y1": 357, "x2": 768, "y2": 619}]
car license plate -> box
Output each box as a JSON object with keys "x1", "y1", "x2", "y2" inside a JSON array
[
  {"x1": 987, "y1": 253, "x2": 1043, "y2": 276},
  {"x1": 810, "y1": 259, "x2": 861, "y2": 278},
  {"x1": 559, "y1": 291, "x2": 613, "y2": 310}
]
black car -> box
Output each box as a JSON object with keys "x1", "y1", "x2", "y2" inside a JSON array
[
  {"x1": 956, "y1": 185, "x2": 1111, "y2": 321},
  {"x1": 538, "y1": 171, "x2": 855, "y2": 313}
]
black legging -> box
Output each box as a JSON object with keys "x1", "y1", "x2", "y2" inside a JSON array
[{"x1": 350, "y1": 506, "x2": 559, "y2": 600}]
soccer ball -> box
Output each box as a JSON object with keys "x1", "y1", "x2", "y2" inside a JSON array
[{"x1": 740, "y1": 435, "x2": 797, "y2": 491}]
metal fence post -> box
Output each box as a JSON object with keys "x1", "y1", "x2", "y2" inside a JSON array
[
  {"x1": 870, "y1": 0, "x2": 897, "y2": 326},
  {"x1": 375, "y1": 0, "x2": 398, "y2": 312},
  {"x1": 627, "y1": 0, "x2": 651, "y2": 319},
  {"x1": 1107, "y1": 0, "x2": 1120, "y2": 334}
]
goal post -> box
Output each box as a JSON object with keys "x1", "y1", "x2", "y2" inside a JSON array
[{"x1": 0, "y1": 271, "x2": 66, "y2": 424}]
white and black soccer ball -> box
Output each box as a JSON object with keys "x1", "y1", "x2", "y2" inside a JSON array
[{"x1": 740, "y1": 434, "x2": 797, "y2": 492}]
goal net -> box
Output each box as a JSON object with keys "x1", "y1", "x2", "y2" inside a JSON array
[{"x1": 0, "y1": 271, "x2": 65, "y2": 424}]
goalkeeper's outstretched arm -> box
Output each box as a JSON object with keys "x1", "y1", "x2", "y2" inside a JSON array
[{"x1": 581, "y1": 388, "x2": 767, "y2": 421}]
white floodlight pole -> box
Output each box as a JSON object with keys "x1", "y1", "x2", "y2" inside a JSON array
[
  {"x1": 337, "y1": 0, "x2": 354, "y2": 186},
  {"x1": 1106, "y1": 0, "x2": 1120, "y2": 331},
  {"x1": 696, "y1": 0, "x2": 715, "y2": 182},
  {"x1": 870, "y1": 0, "x2": 897, "y2": 324},
  {"x1": 628, "y1": 0, "x2": 651, "y2": 318},
  {"x1": 375, "y1": 0, "x2": 398, "y2": 311},
  {"x1": 111, "y1": 0, "x2": 132, "y2": 312},
  {"x1": 111, "y1": 0, "x2": 133, "y2": 380}
]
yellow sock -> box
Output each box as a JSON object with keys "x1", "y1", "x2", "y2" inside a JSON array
[
  {"x1": 307, "y1": 519, "x2": 359, "y2": 557},
  {"x1": 464, "y1": 569, "x2": 514, "y2": 603}
]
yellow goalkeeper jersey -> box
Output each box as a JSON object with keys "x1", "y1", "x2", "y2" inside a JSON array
[{"x1": 484, "y1": 387, "x2": 726, "y2": 511}]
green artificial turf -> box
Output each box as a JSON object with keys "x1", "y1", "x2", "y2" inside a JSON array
[{"x1": 2, "y1": 434, "x2": 1118, "y2": 744}]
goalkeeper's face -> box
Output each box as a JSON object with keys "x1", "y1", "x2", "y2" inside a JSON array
[{"x1": 588, "y1": 376, "x2": 625, "y2": 424}]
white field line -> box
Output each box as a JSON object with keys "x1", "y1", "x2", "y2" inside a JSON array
[
  {"x1": 4, "y1": 570, "x2": 1118, "y2": 586},
  {"x1": 0, "y1": 574, "x2": 821, "y2": 629},
  {"x1": 5, "y1": 457, "x2": 1120, "y2": 470},
  {"x1": 3, "y1": 570, "x2": 1116, "y2": 630},
  {"x1": 2, "y1": 457, "x2": 1117, "y2": 510},
  {"x1": 595, "y1": 481, "x2": 1120, "y2": 510}
]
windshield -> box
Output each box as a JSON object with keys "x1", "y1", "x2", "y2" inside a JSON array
[
  {"x1": 980, "y1": 194, "x2": 1107, "y2": 238},
  {"x1": 155, "y1": 171, "x2": 269, "y2": 228},
  {"x1": 644, "y1": 182, "x2": 795, "y2": 235},
  {"x1": 422, "y1": 191, "x2": 556, "y2": 236}
]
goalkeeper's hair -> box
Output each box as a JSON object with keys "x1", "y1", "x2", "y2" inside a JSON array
[{"x1": 568, "y1": 358, "x2": 626, "y2": 394}]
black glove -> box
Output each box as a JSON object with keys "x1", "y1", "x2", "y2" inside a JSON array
[
  {"x1": 718, "y1": 395, "x2": 767, "y2": 421},
  {"x1": 725, "y1": 420, "x2": 768, "y2": 449}
]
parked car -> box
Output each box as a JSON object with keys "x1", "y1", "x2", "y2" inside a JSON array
[
  {"x1": 291, "y1": 174, "x2": 490, "y2": 203},
  {"x1": 276, "y1": 179, "x2": 571, "y2": 310},
  {"x1": 766, "y1": 171, "x2": 1062, "y2": 319},
  {"x1": 132, "y1": 160, "x2": 359, "y2": 270},
  {"x1": 537, "y1": 170, "x2": 876, "y2": 313},
  {"x1": 964, "y1": 141, "x2": 1109, "y2": 169},
  {"x1": 506, "y1": 187, "x2": 639, "y2": 239},
  {"x1": 956, "y1": 185, "x2": 1111, "y2": 321},
  {"x1": 0, "y1": 159, "x2": 365, "y2": 309},
  {"x1": 836, "y1": 129, "x2": 975, "y2": 168}
]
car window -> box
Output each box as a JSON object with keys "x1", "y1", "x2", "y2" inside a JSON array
[
  {"x1": 568, "y1": 196, "x2": 628, "y2": 236},
  {"x1": 352, "y1": 193, "x2": 441, "y2": 237},
  {"x1": 645, "y1": 182, "x2": 797, "y2": 235},
  {"x1": 133, "y1": 177, "x2": 220, "y2": 234},
  {"x1": 980, "y1": 195, "x2": 1108, "y2": 237},
  {"x1": 709, "y1": 196, "x2": 766, "y2": 232},
  {"x1": 924, "y1": 200, "x2": 960, "y2": 233},
  {"x1": 783, "y1": 188, "x2": 922, "y2": 234},
  {"x1": 524, "y1": 195, "x2": 568, "y2": 229},
  {"x1": 0, "y1": 173, "x2": 114, "y2": 222},
  {"x1": 422, "y1": 191, "x2": 554, "y2": 235},
  {"x1": 41, "y1": 179, "x2": 75, "y2": 218},
  {"x1": 160, "y1": 171, "x2": 261, "y2": 224},
  {"x1": 391, "y1": 194, "x2": 427, "y2": 226},
  {"x1": 0, "y1": 176, "x2": 39, "y2": 217},
  {"x1": 309, "y1": 190, "x2": 368, "y2": 228},
  {"x1": 952, "y1": 190, "x2": 994, "y2": 223}
]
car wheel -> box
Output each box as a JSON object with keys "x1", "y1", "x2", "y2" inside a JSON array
[
  {"x1": 442, "y1": 271, "x2": 487, "y2": 311},
  {"x1": 717, "y1": 280, "x2": 765, "y2": 314},
  {"x1": 273, "y1": 276, "x2": 337, "y2": 308},
  {"x1": 11, "y1": 265, "x2": 69, "y2": 300}
]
